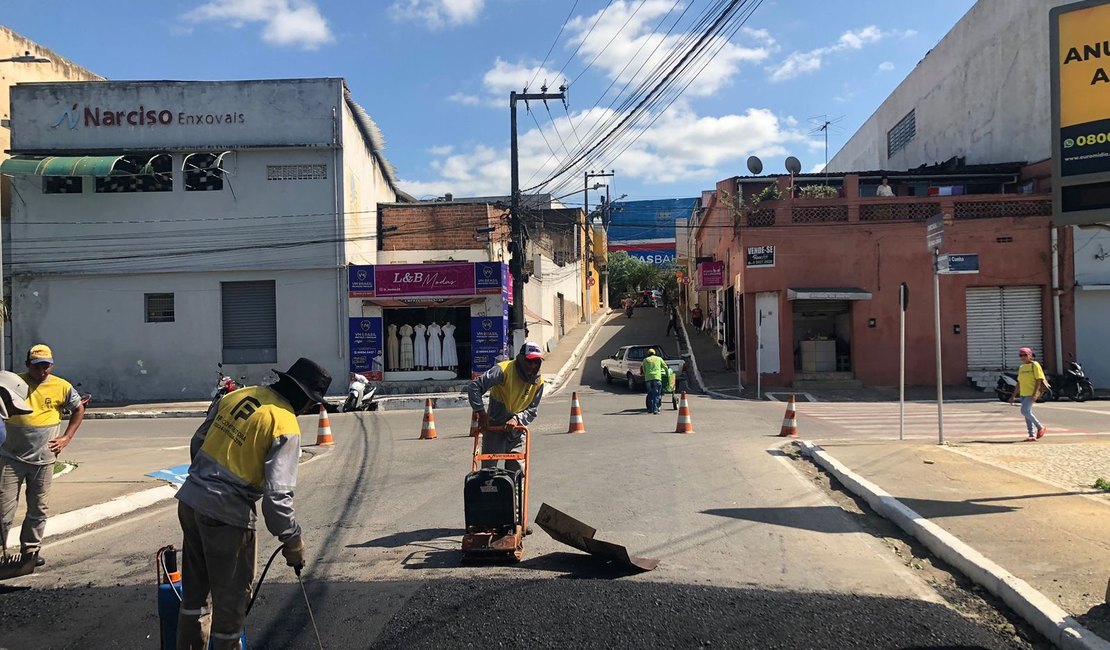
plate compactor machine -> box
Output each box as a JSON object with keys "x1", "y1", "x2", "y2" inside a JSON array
[{"x1": 462, "y1": 425, "x2": 531, "y2": 562}]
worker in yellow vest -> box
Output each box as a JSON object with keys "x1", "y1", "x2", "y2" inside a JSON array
[
  {"x1": 640, "y1": 349, "x2": 667, "y2": 415},
  {"x1": 467, "y1": 341, "x2": 545, "y2": 474}
]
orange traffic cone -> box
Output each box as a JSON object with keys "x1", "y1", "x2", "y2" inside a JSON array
[
  {"x1": 675, "y1": 391, "x2": 694, "y2": 434},
  {"x1": 778, "y1": 394, "x2": 798, "y2": 437},
  {"x1": 568, "y1": 392, "x2": 587, "y2": 434},
  {"x1": 420, "y1": 399, "x2": 438, "y2": 440},
  {"x1": 468, "y1": 411, "x2": 480, "y2": 438},
  {"x1": 315, "y1": 405, "x2": 334, "y2": 446}
]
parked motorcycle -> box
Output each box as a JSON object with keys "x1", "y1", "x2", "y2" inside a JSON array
[
  {"x1": 1053, "y1": 360, "x2": 1095, "y2": 402},
  {"x1": 342, "y1": 372, "x2": 378, "y2": 412},
  {"x1": 995, "y1": 371, "x2": 1053, "y2": 403},
  {"x1": 210, "y1": 363, "x2": 245, "y2": 410}
]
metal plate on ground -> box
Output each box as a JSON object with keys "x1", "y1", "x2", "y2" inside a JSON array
[{"x1": 534, "y1": 503, "x2": 659, "y2": 572}]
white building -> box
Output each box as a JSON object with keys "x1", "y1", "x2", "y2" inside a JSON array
[{"x1": 2, "y1": 79, "x2": 403, "y2": 401}]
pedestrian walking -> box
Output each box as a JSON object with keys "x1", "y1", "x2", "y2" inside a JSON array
[
  {"x1": 690, "y1": 306, "x2": 703, "y2": 330},
  {"x1": 0, "y1": 345, "x2": 85, "y2": 566},
  {"x1": 640, "y1": 348, "x2": 666, "y2": 415},
  {"x1": 468, "y1": 341, "x2": 545, "y2": 474},
  {"x1": 174, "y1": 357, "x2": 332, "y2": 650},
  {"x1": 1008, "y1": 347, "x2": 1048, "y2": 441},
  {"x1": 665, "y1": 306, "x2": 679, "y2": 338}
]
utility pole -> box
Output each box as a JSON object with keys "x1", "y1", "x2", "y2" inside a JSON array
[
  {"x1": 510, "y1": 86, "x2": 565, "y2": 353},
  {"x1": 584, "y1": 171, "x2": 614, "y2": 319}
]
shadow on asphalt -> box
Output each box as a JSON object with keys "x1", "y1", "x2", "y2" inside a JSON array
[
  {"x1": 702, "y1": 506, "x2": 868, "y2": 534},
  {"x1": 348, "y1": 528, "x2": 465, "y2": 549},
  {"x1": 517, "y1": 551, "x2": 644, "y2": 579}
]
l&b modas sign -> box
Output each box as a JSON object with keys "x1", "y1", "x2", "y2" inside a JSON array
[{"x1": 348, "y1": 262, "x2": 506, "y2": 298}]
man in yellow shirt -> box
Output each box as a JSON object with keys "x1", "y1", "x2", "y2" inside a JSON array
[
  {"x1": 0, "y1": 344, "x2": 84, "y2": 566},
  {"x1": 1008, "y1": 347, "x2": 1049, "y2": 441},
  {"x1": 468, "y1": 342, "x2": 545, "y2": 474},
  {"x1": 175, "y1": 356, "x2": 331, "y2": 650}
]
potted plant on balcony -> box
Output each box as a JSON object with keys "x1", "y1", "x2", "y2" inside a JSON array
[{"x1": 797, "y1": 184, "x2": 839, "y2": 199}]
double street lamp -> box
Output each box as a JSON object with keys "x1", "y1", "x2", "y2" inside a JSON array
[{"x1": 0, "y1": 51, "x2": 51, "y2": 64}]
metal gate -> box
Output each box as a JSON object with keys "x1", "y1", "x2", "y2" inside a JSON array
[
  {"x1": 555, "y1": 293, "x2": 565, "y2": 338},
  {"x1": 965, "y1": 286, "x2": 1043, "y2": 371}
]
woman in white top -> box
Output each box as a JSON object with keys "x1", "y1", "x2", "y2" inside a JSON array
[
  {"x1": 426, "y1": 323, "x2": 443, "y2": 368},
  {"x1": 441, "y1": 322, "x2": 458, "y2": 368}
]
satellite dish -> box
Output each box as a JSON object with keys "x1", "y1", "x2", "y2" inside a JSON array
[
  {"x1": 746, "y1": 156, "x2": 763, "y2": 175},
  {"x1": 785, "y1": 156, "x2": 802, "y2": 175}
]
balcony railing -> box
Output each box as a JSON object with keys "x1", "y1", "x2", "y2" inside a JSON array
[{"x1": 742, "y1": 194, "x2": 1051, "y2": 228}]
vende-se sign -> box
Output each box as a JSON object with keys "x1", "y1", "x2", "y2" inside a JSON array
[
  {"x1": 697, "y1": 261, "x2": 724, "y2": 289},
  {"x1": 746, "y1": 245, "x2": 775, "y2": 268}
]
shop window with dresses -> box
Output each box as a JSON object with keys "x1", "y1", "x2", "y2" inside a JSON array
[{"x1": 348, "y1": 262, "x2": 509, "y2": 382}]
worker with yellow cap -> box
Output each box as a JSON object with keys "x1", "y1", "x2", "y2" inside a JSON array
[{"x1": 0, "y1": 344, "x2": 85, "y2": 567}]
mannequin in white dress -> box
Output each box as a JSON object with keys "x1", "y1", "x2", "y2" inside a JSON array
[
  {"x1": 427, "y1": 322, "x2": 443, "y2": 368},
  {"x1": 413, "y1": 323, "x2": 428, "y2": 369},
  {"x1": 441, "y1": 322, "x2": 458, "y2": 369},
  {"x1": 387, "y1": 323, "x2": 399, "y2": 371},
  {"x1": 399, "y1": 324, "x2": 414, "y2": 370}
]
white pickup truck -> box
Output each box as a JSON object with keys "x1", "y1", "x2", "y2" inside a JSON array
[{"x1": 600, "y1": 345, "x2": 687, "y2": 392}]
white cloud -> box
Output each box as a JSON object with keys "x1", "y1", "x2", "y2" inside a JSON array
[
  {"x1": 448, "y1": 93, "x2": 481, "y2": 106},
  {"x1": 398, "y1": 104, "x2": 817, "y2": 196},
  {"x1": 564, "y1": 1, "x2": 773, "y2": 97},
  {"x1": 483, "y1": 58, "x2": 564, "y2": 96},
  {"x1": 389, "y1": 0, "x2": 484, "y2": 29},
  {"x1": 877, "y1": 61, "x2": 895, "y2": 73},
  {"x1": 808, "y1": 163, "x2": 826, "y2": 174},
  {"x1": 428, "y1": 145, "x2": 454, "y2": 156},
  {"x1": 768, "y1": 25, "x2": 887, "y2": 82},
  {"x1": 183, "y1": 0, "x2": 333, "y2": 50}
]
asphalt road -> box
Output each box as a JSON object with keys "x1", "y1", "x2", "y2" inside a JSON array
[{"x1": 0, "y1": 309, "x2": 1047, "y2": 648}]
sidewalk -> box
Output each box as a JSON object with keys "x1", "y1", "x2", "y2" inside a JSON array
[
  {"x1": 678, "y1": 317, "x2": 743, "y2": 398},
  {"x1": 801, "y1": 437, "x2": 1110, "y2": 648}
]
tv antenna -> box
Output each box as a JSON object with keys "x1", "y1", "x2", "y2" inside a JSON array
[{"x1": 808, "y1": 114, "x2": 844, "y2": 184}]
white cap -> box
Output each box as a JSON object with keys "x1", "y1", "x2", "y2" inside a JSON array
[{"x1": 0, "y1": 371, "x2": 32, "y2": 419}]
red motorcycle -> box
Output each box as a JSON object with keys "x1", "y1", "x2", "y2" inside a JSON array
[{"x1": 210, "y1": 363, "x2": 244, "y2": 410}]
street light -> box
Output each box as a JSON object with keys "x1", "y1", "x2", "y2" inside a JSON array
[{"x1": 0, "y1": 51, "x2": 51, "y2": 64}]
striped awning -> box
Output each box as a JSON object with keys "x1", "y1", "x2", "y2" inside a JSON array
[{"x1": 0, "y1": 155, "x2": 126, "y2": 177}]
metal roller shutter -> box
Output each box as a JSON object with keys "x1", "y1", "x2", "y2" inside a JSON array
[
  {"x1": 222, "y1": 280, "x2": 277, "y2": 364},
  {"x1": 1001, "y1": 286, "x2": 1043, "y2": 369},
  {"x1": 965, "y1": 286, "x2": 1043, "y2": 371},
  {"x1": 966, "y1": 288, "x2": 1003, "y2": 370}
]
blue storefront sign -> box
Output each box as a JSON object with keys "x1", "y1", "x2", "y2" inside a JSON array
[
  {"x1": 475, "y1": 262, "x2": 505, "y2": 294},
  {"x1": 348, "y1": 317, "x2": 384, "y2": 379},
  {"x1": 471, "y1": 316, "x2": 507, "y2": 377},
  {"x1": 348, "y1": 265, "x2": 375, "y2": 295}
]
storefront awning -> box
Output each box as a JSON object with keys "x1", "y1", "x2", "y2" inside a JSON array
[
  {"x1": 0, "y1": 155, "x2": 126, "y2": 177},
  {"x1": 788, "y1": 287, "x2": 872, "y2": 301},
  {"x1": 525, "y1": 306, "x2": 552, "y2": 327},
  {"x1": 362, "y1": 297, "x2": 486, "y2": 307}
]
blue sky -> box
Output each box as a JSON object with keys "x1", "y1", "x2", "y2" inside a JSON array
[{"x1": 3, "y1": 0, "x2": 976, "y2": 206}]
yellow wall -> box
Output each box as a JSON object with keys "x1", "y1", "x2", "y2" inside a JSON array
[{"x1": 1, "y1": 26, "x2": 103, "y2": 218}]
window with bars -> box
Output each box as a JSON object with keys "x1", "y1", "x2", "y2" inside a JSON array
[
  {"x1": 95, "y1": 154, "x2": 173, "y2": 193},
  {"x1": 43, "y1": 176, "x2": 83, "y2": 194},
  {"x1": 145, "y1": 293, "x2": 175, "y2": 323},
  {"x1": 221, "y1": 281, "x2": 277, "y2": 364},
  {"x1": 184, "y1": 153, "x2": 225, "y2": 191},
  {"x1": 887, "y1": 110, "x2": 916, "y2": 157},
  {"x1": 267, "y1": 164, "x2": 327, "y2": 181}
]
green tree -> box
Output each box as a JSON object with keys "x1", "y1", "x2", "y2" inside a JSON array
[{"x1": 606, "y1": 251, "x2": 675, "y2": 303}]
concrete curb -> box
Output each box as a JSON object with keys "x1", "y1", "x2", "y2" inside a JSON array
[
  {"x1": 797, "y1": 440, "x2": 1110, "y2": 650},
  {"x1": 5, "y1": 484, "x2": 178, "y2": 550},
  {"x1": 375, "y1": 393, "x2": 470, "y2": 412},
  {"x1": 678, "y1": 316, "x2": 741, "y2": 400},
  {"x1": 549, "y1": 308, "x2": 613, "y2": 396},
  {"x1": 86, "y1": 409, "x2": 208, "y2": 420}
]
